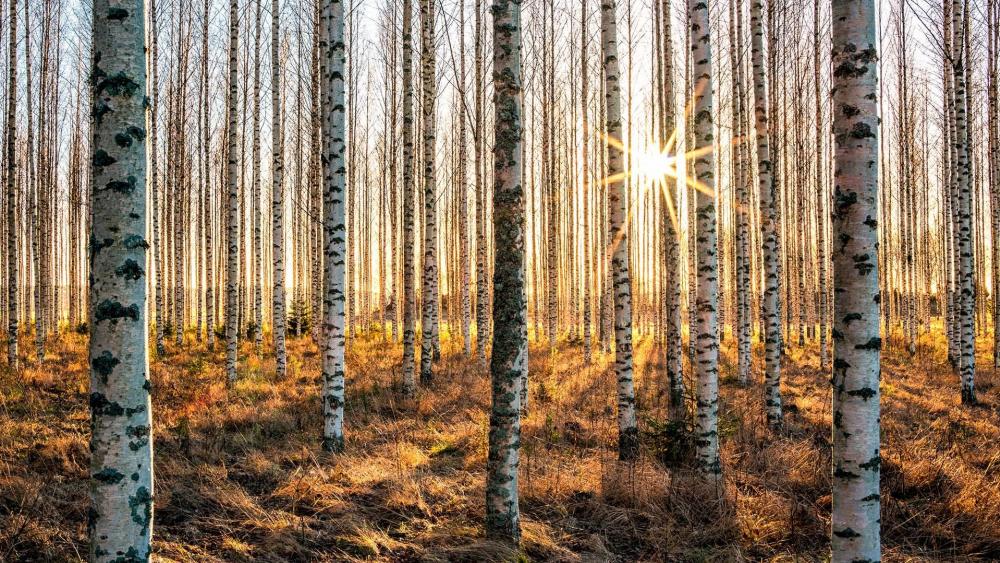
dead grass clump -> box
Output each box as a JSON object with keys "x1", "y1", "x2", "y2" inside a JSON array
[
  {"x1": 424, "y1": 537, "x2": 520, "y2": 563},
  {"x1": 24, "y1": 435, "x2": 88, "y2": 477},
  {"x1": 883, "y1": 456, "x2": 954, "y2": 501}
]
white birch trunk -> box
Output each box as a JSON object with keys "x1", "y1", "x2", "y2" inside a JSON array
[
  {"x1": 401, "y1": 0, "x2": 417, "y2": 395},
  {"x1": 602, "y1": 0, "x2": 639, "y2": 461},
  {"x1": 320, "y1": 0, "x2": 348, "y2": 451},
  {"x1": 830, "y1": 0, "x2": 881, "y2": 558},
  {"x1": 149, "y1": 0, "x2": 166, "y2": 358},
  {"x1": 815, "y1": 0, "x2": 829, "y2": 368},
  {"x1": 202, "y1": 0, "x2": 214, "y2": 349},
  {"x1": 458, "y1": 0, "x2": 471, "y2": 357},
  {"x1": 989, "y1": 1, "x2": 1000, "y2": 368},
  {"x1": 252, "y1": 0, "x2": 264, "y2": 348},
  {"x1": 689, "y1": 0, "x2": 721, "y2": 475},
  {"x1": 581, "y1": 0, "x2": 592, "y2": 365},
  {"x1": 485, "y1": 0, "x2": 524, "y2": 542},
  {"x1": 731, "y1": 0, "x2": 751, "y2": 386},
  {"x1": 272, "y1": 0, "x2": 287, "y2": 377},
  {"x1": 750, "y1": 0, "x2": 782, "y2": 427},
  {"x1": 660, "y1": 0, "x2": 685, "y2": 418},
  {"x1": 88, "y1": 0, "x2": 153, "y2": 555},
  {"x1": 420, "y1": 0, "x2": 440, "y2": 381},
  {"x1": 952, "y1": 0, "x2": 976, "y2": 404},
  {"x1": 5, "y1": 0, "x2": 17, "y2": 370},
  {"x1": 474, "y1": 0, "x2": 489, "y2": 362},
  {"x1": 225, "y1": 0, "x2": 240, "y2": 383},
  {"x1": 26, "y1": 12, "x2": 42, "y2": 364}
]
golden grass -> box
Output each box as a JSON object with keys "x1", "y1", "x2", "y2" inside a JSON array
[{"x1": 0, "y1": 326, "x2": 998, "y2": 561}]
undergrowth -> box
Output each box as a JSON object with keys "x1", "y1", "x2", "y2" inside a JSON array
[{"x1": 0, "y1": 326, "x2": 998, "y2": 561}]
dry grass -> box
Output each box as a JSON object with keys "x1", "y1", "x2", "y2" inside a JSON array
[{"x1": 1, "y1": 326, "x2": 999, "y2": 562}]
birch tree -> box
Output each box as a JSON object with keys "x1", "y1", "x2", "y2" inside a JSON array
[
  {"x1": 990, "y1": 0, "x2": 1000, "y2": 370},
  {"x1": 225, "y1": 0, "x2": 240, "y2": 383},
  {"x1": 813, "y1": 0, "x2": 828, "y2": 369},
  {"x1": 27, "y1": 3, "x2": 42, "y2": 364},
  {"x1": 830, "y1": 0, "x2": 881, "y2": 558},
  {"x1": 88, "y1": 0, "x2": 154, "y2": 555},
  {"x1": 485, "y1": 0, "x2": 524, "y2": 543},
  {"x1": 5, "y1": 0, "x2": 17, "y2": 370},
  {"x1": 202, "y1": 0, "x2": 214, "y2": 349},
  {"x1": 602, "y1": 0, "x2": 638, "y2": 461},
  {"x1": 420, "y1": 0, "x2": 440, "y2": 382},
  {"x1": 689, "y1": 0, "x2": 721, "y2": 475},
  {"x1": 69, "y1": 91, "x2": 84, "y2": 332},
  {"x1": 272, "y1": 0, "x2": 288, "y2": 377},
  {"x1": 457, "y1": 0, "x2": 472, "y2": 357},
  {"x1": 321, "y1": 0, "x2": 348, "y2": 452},
  {"x1": 545, "y1": 0, "x2": 557, "y2": 349},
  {"x1": 150, "y1": 0, "x2": 165, "y2": 357},
  {"x1": 750, "y1": 0, "x2": 782, "y2": 427},
  {"x1": 730, "y1": 0, "x2": 750, "y2": 386},
  {"x1": 252, "y1": 0, "x2": 264, "y2": 349},
  {"x1": 401, "y1": 0, "x2": 417, "y2": 395},
  {"x1": 657, "y1": 0, "x2": 684, "y2": 417},
  {"x1": 581, "y1": 0, "x2": 592, "y2": 365},
  {"x1": 474, "y1": 0, "x2": 489, "y2": 362},
  {"x1": 196, "y1": 0, "x2": 210, "y2": 344},
  {"x1": 952, "y1": 0, "x2": 976, "y2": 404}
]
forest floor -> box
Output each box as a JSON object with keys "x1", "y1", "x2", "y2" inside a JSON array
[{"x1": 1, "y1": 326, "x2": 1000, "y2": 562}]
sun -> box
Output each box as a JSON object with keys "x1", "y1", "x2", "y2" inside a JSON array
[{"x1": 633, "y1": 146, "x2": 677, "y2": 181}]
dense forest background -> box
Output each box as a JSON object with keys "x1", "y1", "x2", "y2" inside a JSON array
[{"x1": 0, "y1": 0, "x2": 999, "y2": 559}]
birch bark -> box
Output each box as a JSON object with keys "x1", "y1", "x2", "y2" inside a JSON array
[
  {"x1": 5, "y1": 0, "x2": 17, "y2": 369},
  {"x1": 830, "y1": 0, "x2": 881, "y2": 557},
  {"x1": 689, "y1": 0, "x2": 721, "y2": 474},
  {"x1": 420, "y1": 0, "x2": 440, "y2": 381},
  {"x1": 320, "y1": 0, "x2": 349, "y2": 451},
  {"x1": 602, "y1": 0, "x2": 639, "y2": 461},
  {"x1": 272, "y1": 0, "x2": 287, "y2": 377},
  {"x1": 751, "y1": 0, "x2": 782, "y2": 427},
  {"x1": 401, "y1": 0, "x2": 417, "y2": 395},
  {"x1": 88, "y1": 0, "x2": 154, "y2": 555},
  {"x1": 225, "y1": 0, "x2": 240, "y2": 383},
  {"x1": 485, "y1": 0, "x2": 524, "y2": 542}
]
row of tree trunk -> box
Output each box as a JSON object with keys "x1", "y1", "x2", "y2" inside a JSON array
[
  {"x1": 1, "y1": 0, "x2": 995, "y2": 414},
  {"x1": 0, "y1": 0, "x2": 994, "y2": 560}
]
